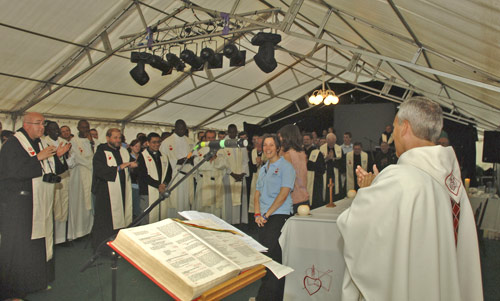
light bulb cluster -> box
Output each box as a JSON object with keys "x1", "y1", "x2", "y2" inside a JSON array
[{"x1": 308, "y1": 89, "x2": 339, "y2": 105}]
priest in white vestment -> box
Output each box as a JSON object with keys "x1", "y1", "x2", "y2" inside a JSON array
[
  {"x1": 193, "y1": 130, "x2": 225, "y2": 217},
  {"x1": 159, "y1": 119, "x2": 195, "y2": 218},
  {"x1": 67, "y1": 120, "x2": 94, "y2": 240},
  {"x1": 219, "y1": 124, "x2": 249, "y2": 224},
  {"x1": 337, "y1": 97, "x2": 483, "y2": 301}
]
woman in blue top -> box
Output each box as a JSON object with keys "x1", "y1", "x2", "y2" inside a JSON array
[{"x1": 254, "y1": 134, "x2": 296, "y2": 301}]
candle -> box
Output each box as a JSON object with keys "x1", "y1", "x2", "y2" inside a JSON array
[{"x1": 465, "y1": 178, "x2": 470, "y2": 193}]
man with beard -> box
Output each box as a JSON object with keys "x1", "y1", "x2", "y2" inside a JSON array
[
  {"x1": 303, "y1": 132, "x2": 325, "y2": 208},
  {"x1": 160, "y1": 119, "x2": 195, "y2": 217},
  {"x1": 43, "y1": 121, "x2": 72, "y2": 245},
  {"x1": 137, "y1": 132, "x2": 171, "y2": 224},
  {"x1": 0, "y1": 113, "x2": 70, "y2": 300},
  {"x1": 91, "y1": 128, "x2": 136, "y2": 253},
  {"x1": 67, "y1": 119, "x2": 94, "y2": 240}
]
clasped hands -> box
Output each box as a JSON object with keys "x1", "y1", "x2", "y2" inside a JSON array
[
  {"x1": 356, "y1": 164, "x2": 379, "y2": 188},
  {"x1": 37, "y1": 142, "x2": 72, "y2": 161}
]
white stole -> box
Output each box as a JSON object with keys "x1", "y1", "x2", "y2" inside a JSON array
[
  {"x1": 381, "y1": 132, "x2": 394, "y2": 145},
  {"x1": 224, "y1": 147, "x2": 245, "y2": 206},
  {"x1": 346, "y1": 151, "x2": 368, "y2": 191},
  {"x1": 320, "y1": 144, "x2": 342, "y2": 196},
  {"x1": 104, "y1": 147, "x2": 132, "y2": 229},
  {"x1": 141, "y1": 149, "x2": 169, "y2": 222},
  {"x1": 306, "y1": 149, "x2": 320, "y2": 206},
  {"x1": 14, "y1": 132, "x2": 55, "y2": 261}
]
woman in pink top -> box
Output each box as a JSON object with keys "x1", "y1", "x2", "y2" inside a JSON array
[{"x1": 278, "y1": 124, "x2": 310, "y2": 214}]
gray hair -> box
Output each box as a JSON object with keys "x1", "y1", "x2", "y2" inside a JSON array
[{"x1": 397, "y1": 96, "x2": 443, "y2": 143}]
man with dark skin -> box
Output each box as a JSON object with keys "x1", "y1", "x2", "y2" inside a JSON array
[
  {"x1": 67, "y1": 119, "x2": 95, "y2": 241},
  {"x1": 159, "y1": 119, "x2": 195, "y2": 217}
]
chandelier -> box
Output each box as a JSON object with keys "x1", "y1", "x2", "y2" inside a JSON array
[
  {"x1": 308, "y1": 72, "x2": 339, "y2": 105},
  {"x1": 308, "y1": 46, "x2": 339, "y2": 106}
]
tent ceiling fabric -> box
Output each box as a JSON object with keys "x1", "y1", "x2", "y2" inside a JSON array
[{"x1": 0, "y1": 0, "x2": 498, "y2": 131}]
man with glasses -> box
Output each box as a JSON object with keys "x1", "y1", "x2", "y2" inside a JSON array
[
  {"x1": 0, "y1": 112, "x2": 70, "y2": 299},
  {"x1": 137, "y1": 132, "x2": 171, "y2": 224}
]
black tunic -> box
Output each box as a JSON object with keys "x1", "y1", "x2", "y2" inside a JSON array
[
  {"x1": 90, "y1": 144, "x2": 127, "y2": 252},
  {"x1": 0, "y1": 129, "x2": 58, "y2": 299}
]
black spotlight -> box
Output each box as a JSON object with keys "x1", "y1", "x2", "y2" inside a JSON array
[
  {"x1": 166, "y1": 53, "x2": 185, "y2": 72},
  {"x1": 223, "y1": 44, "x2": 246, "y2": 67},
  {"x1": 129, "y1": 61, "x2": 149, "y2": 86},
  {"x1": 251, "y1": 32, "x2": 281, "y2": 73},
  {"x1": 149, "y1": 54, "x2": 173, "y2": 75},
  {"x1": 130, "y1": 52, "x2": 152, "y2": 85},
  {"x1": 200, "y1": 48, "x2": 223, "y2": 69},
  {"x1": 180, "y1": 49, "x2": 204, "y2": 71}
]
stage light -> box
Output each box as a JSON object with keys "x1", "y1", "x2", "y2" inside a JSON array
[
  {"x1": 149, "y1": 54, "x2": 173, "y2": 75},
  {"x1": 223, "y1": 44, "x2": 246, "y2": 67},
  {"x1": 200, "y1": 47, "x2": 223, "y2": 69},
  {"x1": 130, "y1": 52, "x2": 152, "y2": 85},
  {"x1": 166, "y1": 53, "x2": 185, "y2": 72},
  {"x1": 130, "y1": 61, "x2": 149, "y2": 86},
  {"x1": 180, "y1": 49, "x2": 204, "y2": 71},
  {"x1": 251, "y1": 32, "x2": 281, "y2": 73}
]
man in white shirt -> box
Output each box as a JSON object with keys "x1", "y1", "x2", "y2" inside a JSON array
[
  {"x1": 337, "y1": 97, "x2": 482, "y2": 301},
  {"x1": 219, "y1": 124, "x2": 249, "y2": 224},
  {"x1": 160, "y1": 119, "x2": 195, "y2": 218},
  {"x1": 67, "y1": 120, "x2": 94, "y2": 240},
  {"x1": 193, "y1": 130, "x2": 225, "y2": 216}
]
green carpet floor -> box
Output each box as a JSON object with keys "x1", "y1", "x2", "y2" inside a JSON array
[{"x1": 26, "y1": 232, "x2": 500, "y2": 301}]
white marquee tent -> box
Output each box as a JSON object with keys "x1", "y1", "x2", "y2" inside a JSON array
[{"x1": 1, "y1": 0, "x2": 499, "y2": 137}]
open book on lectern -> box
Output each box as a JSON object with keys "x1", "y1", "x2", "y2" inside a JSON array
[{"x1": 110, "y1": 218, "x2": 271, "y2": 301}]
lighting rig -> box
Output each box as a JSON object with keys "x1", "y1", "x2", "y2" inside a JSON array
[{"x1": 122, "y1": 8, "x2": 283, "y2": 86}]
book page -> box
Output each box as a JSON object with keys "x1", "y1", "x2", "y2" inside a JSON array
[
  {"x1": 180, "y1": 219, "x2": 271, "y2": 270},
  {"x1": 115, "y1": 219, "x2": 239, "y2": 288},
  {"x1": 179, "y1": 210, "x2": 268, "y2": 252}
]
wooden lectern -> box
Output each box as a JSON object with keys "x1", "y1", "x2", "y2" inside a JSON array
[{"x1": 108, "y1": 241, "x2": 266, "y2": 301}]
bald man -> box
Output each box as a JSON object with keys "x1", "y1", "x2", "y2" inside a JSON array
[
  {"x1": 320, "y1": 133, "x2": 343, "y2": 203},
  {"x1": 0, "y1": 112, "x2": 70, "y2": 299}
]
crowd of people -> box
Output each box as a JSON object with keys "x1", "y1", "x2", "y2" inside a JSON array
[{"x1": 0, "y1": 96, "x2": 482, "y2": 301}]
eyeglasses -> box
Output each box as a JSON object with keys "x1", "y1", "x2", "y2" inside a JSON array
[{"x1": 25, "y1": 122, "x2": 44, "y2": 126}]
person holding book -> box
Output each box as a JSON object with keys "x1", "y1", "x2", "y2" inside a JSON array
[{"x1": 253, "y1": 134, "x2": 295, "y2": 301}]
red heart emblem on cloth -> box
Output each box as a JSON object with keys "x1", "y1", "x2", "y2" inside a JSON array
[
  {"x1": 148, "y1": 158, "x2": 152, "y2": 162},
  {"x1": 169, "y1": 146, "x2": 173, "y2": 151},
  {"x1": 108, "y1": 157, "x2": 112, "y2": 160},
  {"x1": 303, "y1": 276, "x2": 322, "y2": 296},
  {"x1": 227, "y1": 151, "x2": 231, "y2": 156},
  {"x1": 30, "y1": 151, "x2": 35, "y2": 156}
]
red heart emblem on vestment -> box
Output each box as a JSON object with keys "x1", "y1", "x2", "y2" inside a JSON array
[
  {"x1": 30, "y1": 151, "x2": 35, "y2": 156},
  {"x1": 169, "y1": 146, "x2": 173, "y2": 151},
  {"x1": 303, "y1": 276, "x2": 322, "y2": 296},
  {"x1": 148, "y1": 158, "x2": 152, "y2": 162},
  {"x1": 108, "y1": 157, "x2": 112, "y2": 160}
]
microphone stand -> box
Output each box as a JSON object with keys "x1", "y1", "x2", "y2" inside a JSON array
[{"x1": 80, "y1": 147, "x2": 220, "y2": 301}]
